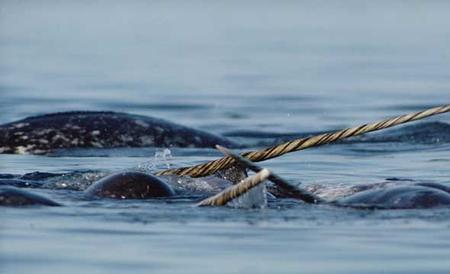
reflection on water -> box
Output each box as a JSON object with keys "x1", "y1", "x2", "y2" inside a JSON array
[{"x1": 1, "y1": 1, "x2": 450, "y2": 274}]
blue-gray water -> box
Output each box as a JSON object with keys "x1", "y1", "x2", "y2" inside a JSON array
[{"x1": 1, "y1": 1, "x2": 450, "y2": 273}]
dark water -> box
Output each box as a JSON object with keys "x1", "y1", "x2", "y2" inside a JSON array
[{"x1": 1, "y1": 1, "x2": 450, "y2": 273}]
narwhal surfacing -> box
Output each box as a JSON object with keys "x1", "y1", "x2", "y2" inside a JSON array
[
  {"x1": 199, "y1": 145, "x2": 450, "y2": 209},
  {"x1": 334, "y1": 184, "x2": 450, "y2": 209},
  {"x1": 1, "y1": 170, "x2": 450, "y2": 209},
  {"x1": 0, "y1": 111, "x2": 236, "y2": 154},
  {"x1": 0, "y1": 105, "x2": 449, "y2": 209}
]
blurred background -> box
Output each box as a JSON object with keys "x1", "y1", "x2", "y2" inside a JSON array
[
  {"x1": 1, "y1": 2, "x2": 450, "y2": 274},
  {"x1": 1, "y1": 0, "x2": 449, "y2": 134}
]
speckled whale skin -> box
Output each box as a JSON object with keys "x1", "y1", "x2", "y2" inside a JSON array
[
  {"x1": 335, "y1": 184, "x2": 450, "y2": 209},
  {"x1": 0, "y1": 111, "x2": 236, "y2": 154}
]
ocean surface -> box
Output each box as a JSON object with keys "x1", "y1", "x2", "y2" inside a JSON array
[{"x1": 1, "y1": 1, "x2": 450, "y2": 273}]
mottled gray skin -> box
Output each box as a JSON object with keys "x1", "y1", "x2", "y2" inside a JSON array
[
  {"x1": 0, "y1": 111, "x2": 237, "y2": 154},
  {"x1": 0, "y1": 186, "x2": 61, "y2": 206},
  {"x1": 335, "y1": 184, "x2": 450, "y2": 209},
  {"x1": 1, "y1": 170, "x2": 450, "y2": 209},
  {"x1": 85, "y1": 171, "x2": 175, "y2": 199}
]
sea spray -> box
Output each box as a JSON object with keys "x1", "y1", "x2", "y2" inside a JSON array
[{"x1": 227, "y1": 182, "x2": 268, "y2": 209}]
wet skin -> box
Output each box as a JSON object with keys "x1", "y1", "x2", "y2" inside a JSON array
[
  {"x1": 84, "y1": 171, "x2": 175, "y2": 199},
  {"x1": 1, "y1": 170, "x2": 450, "y2": 209},
  {"x1": 335, "y1": 184, "x2": 450, "y2": 209},
  {"x1": 0, "y1": 111, "x2": 448, "y2": 208},
  {"x1": 0, "y1": 111, "x2": 237, "y2": 154},
  {"x1": 0, "y1": 186, "x2": 61, "y2": 207}
]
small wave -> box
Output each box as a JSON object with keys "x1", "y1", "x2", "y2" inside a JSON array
[
  {"x1": 0, "y1": 170, "x2": 232, "y2": 195},
  {"x1": 225, "y1": 121, "x2": 450, "y2": 147},
  {"x1": 353, "y1": 121, "x2": 450, "y2": 144},
  {"x1": 102, "y1": 102, "x2": 211, "y2": 111},
  {"x1": 0, "y1": 170, "x2": 108, "y2": 191}
]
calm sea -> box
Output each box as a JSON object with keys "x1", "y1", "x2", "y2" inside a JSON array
[{"x1": 1, "y1": 1, "x2": 450, "y2": 274}]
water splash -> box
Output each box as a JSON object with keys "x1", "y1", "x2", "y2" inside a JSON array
[
  {"x1": 161, "y1": 175, "x2": 232, "y2": 195},
  {"x1": 227, "y1": 183, "x2": 268, "y2": 209},
  {"x1": 136, "y1": 148, "x2": 173, "y2": 173}
]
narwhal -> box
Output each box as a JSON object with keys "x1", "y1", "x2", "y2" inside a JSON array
[
  {"x1": 0, "y1": 111, "x2": 236, "y2": 154},
  {"x1": 1, "y1": 105, "x2": 449, "y2": 209}
]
